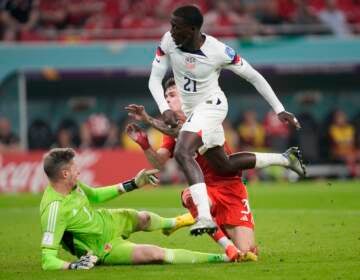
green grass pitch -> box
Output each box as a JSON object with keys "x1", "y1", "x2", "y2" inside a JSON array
[{"x1": 0, "y1": 180, "x2": 359, "y2": 280}]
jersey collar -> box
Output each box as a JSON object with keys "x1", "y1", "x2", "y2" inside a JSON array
[{"x1": 178, "y1": 34, "x2": 207, "y2": 57}]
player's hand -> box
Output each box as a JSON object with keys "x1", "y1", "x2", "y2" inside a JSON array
[
  {"x1": 134, "y1": 169, "x2": 160, "y2": 187},
  {"x1": 162, "y1": 109, "x2": 178, "y2": 128},
  {"x1": 68, "y1": 254, "x2": 98, "y2": 270},
  {"x1": 126, "y1": 123, "x2": 150, "y2": 150},
  {"x1": 277, "y1": 111, "x2": 301, "y2": 130},
  {"x1": 125, "y1": 104, "x2": 150, "y2": 122}
]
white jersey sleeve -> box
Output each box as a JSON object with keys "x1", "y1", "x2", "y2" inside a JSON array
[
  {"x1": 223, "y1": 54, "x2": 285, "y2": 114},
  {"x1": 149, "y1": 32, "x2": 172, "y2": 114},
  {"x1": 214, "y1": 40, "x2": 239, "y2": 66}
]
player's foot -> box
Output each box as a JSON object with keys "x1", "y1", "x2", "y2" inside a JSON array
[
  {"x1": 283, "y1": 147, "x2": 306, "y2": 178},
  {"x1": 162, "y1": 213, "x2": 195, "y2": 236},
  {"x1": 189, "y1": 217, "x2": 217, "y2": 236},
  {"x1": 225, "y1": 245, "x2": 239, "y2": 262}
]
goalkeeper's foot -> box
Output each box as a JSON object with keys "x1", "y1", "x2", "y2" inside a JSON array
[
  {"x1": 162, "y1": 212, "x2": 195, "y2": 236},
  {"x1": 190, "y1": 217, "x2": 217, "y2": 236},
  {"x1": 283, "y1": 147, "x2": 306, "y2": 178}
]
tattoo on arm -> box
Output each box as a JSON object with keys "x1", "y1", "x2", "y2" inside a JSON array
[{"x1": 147, "y1": 116, "x2": 180, "y2": 137}]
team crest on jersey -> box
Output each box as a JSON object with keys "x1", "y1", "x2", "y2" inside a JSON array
[
  {"x1": 225, "y1": 46, "x2": 236, "y2": 60},
  {"x1": 185, "y1": 56, "x2": 196, "y2": 69},
  {"x1": 104, "y1": 243, "x2": 112, "y2": 253}
]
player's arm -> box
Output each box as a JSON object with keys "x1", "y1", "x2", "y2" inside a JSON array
[
  {"x1": 149, "y1": 33, "x2": 178, "y2": 127},
  {"x1": 40, "y1": 201, "x2": 78, "y2": 270},
  {"x1": 125, "y1": 104, "x2": 181, "y2": 137},
  {"x1": 126, "y1": 123, "x2": 171, "y2": 169},
  {"x1": 77, "y1": 170, "x2": 159, "y2": 203},
  {"x1": 41, "y1": 202, "x2": 97, "y2": 270},
  {"x1": 224, "y1": 55, "x2": 300, "y2": 129}
]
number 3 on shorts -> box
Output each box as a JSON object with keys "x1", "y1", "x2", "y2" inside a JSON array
[{"x1": 241, "y1": 199, "x2": 251, "y2": 215}]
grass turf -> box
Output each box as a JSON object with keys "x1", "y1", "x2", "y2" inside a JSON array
[{"x1": 0, "y1": 180, "x2": 359, "y2": 280}]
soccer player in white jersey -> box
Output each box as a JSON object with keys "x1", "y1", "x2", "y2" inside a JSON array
[{"x1": 148, "y1": 5, "x2": 301, "y2": 235}]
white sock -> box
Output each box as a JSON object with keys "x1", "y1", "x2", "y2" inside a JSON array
[
  {"x1": 254, "y1": 153, "x2": 289, "y2": 168},
  {"x1": 218, "y1": 236, "x2": 233, "y2": 249},
  {"x1": 189, "y1": 182, "x2": 212, "y2": 220}
]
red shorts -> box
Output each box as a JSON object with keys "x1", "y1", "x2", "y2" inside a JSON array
[{"x1": 182, "y1": 180, "x2": 254, "y2": 230}]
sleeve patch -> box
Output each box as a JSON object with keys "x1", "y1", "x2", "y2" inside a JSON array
[
  {"x1": 225, "y1": 46, "x2": 236, "y2": 60},
  {"x1": 42, "y1": 232, "x2": 54, "y2": 246}
]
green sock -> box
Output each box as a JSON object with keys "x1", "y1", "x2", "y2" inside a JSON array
[
  {"x1": 164, "y1": 249, "x2": 229, "y2": 264},
  {"x1": 145, "y1": 212, "x2": 175, "y2": 231}
]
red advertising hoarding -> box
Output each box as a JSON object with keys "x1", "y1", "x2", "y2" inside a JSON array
[{"x1": 0, "y1": 149, "x2": 151, "y2": 193}]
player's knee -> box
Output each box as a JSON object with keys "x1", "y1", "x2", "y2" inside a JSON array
[
  {"x1": 181, "y1": 188, "x2": 191, "y2": 207},
  {"x1": 237, "y1": 244, "x2": 252, "y2": 253},
  {"x1": 150, "y1": 247, "x2": 165, "y2": 262},
  {"x1": 137, "y1": 212, "x2": 151, "y2": 230},
  {"x1": 250, "y1": 246, "x2": 259, "y2": 256}
]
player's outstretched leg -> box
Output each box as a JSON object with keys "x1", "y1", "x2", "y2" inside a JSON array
[
  {"x1": 204, "y1": 146, "x2": 306, "y2": 177},
  {"x1": 174, "y1": 131, "x2": 217, "y2": 235},
  {"x1": 162, "y1": 212, "x2": 195, "y2": 236},
  {"x1": 137, "y1": 211, "x2": 195, "y2": 233},
  {"x1": 102, "y1": 241, "x2": 231, "y2": 265}
]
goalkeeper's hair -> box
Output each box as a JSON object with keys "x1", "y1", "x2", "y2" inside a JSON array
[
  {"x1": 43, "y1": 148, "x2": 76, "y2": 181},
  {"x1": 173, "y1": 5, "x2": 203, "y2": 29}
]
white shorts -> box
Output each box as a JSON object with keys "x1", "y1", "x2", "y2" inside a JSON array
[{"x1": 181, "y1": 94, "x2": 228, "y2": 149}]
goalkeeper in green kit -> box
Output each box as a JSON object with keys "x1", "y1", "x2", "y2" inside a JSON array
[{"x1": 40, "y1": 148, "x2": 233, "y2": 270}]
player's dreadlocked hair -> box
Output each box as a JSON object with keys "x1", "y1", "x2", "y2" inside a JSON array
[
  {"x1": 173, "y1": 5, "x2": 203, "y2": 29},
  {"x1": 164, "y1": 77, "x2": 176, "y2": 92},
  {"x1": 43, "y1": 148, "x2": 75, "y2": 181}
]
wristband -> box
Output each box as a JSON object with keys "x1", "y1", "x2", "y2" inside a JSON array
[{"x1": 122, "y1": 179, "x2": 138, "y2": 192}]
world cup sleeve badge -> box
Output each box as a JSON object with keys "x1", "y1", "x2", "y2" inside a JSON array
[{"x1": 225, "y1": 46, "x2": 236, "y2": 60}]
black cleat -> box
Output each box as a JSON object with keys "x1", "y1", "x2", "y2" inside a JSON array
[
  {"x1": 189, "y1": 217, "x2": 217, "y2": 236},
  {"x1": 283, "y1": 147, "x2": 307, "y2": 178}
]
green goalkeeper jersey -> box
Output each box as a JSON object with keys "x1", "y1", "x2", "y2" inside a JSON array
[{"x1": 40, "y1": 181, "x2": 120, "y2": 270}]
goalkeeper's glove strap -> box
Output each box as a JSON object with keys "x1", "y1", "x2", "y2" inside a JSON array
[{"x1": 123, "y1": 179, "x2": 138, "y2": 192}]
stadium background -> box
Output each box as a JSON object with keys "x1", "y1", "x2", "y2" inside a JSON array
[{"x1": 0, "y1": 1, "x2": 360, "y2": 279}]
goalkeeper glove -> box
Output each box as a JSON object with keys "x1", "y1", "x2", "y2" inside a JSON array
[
  {"x1": 121, "y1": 169, "x2": 159, "y2": 192},
  {"x1": 135, "y1": 169, "x2": 159, "y2": 187},
  {"x1": 68, "y1": 254, "x2": 98, "y2": 270}
]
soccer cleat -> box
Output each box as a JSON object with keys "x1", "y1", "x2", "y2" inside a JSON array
[
  {"x1": 162, "y1": 212, "x2": 195, "y2": 236},
  {"x1": 225, "y1": 245, "x2": 239, "y2": 262},
  {"x1": 283, "y1": 147, "x2": 306, "y2": 178},
  {"x1": 189, "y1": 217, "x2": 217, "y2": 236},
  {"x1": 238, "y1": 251, "x2": 258, "y2": 262}
]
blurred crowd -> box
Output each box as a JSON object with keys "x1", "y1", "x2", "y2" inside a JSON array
[
  {"x1": 1, "y1": 109, "x2": 360, "y2": 177},
  {"x1": 1, "y1": 0, "x2": 360, "y2": 41}
]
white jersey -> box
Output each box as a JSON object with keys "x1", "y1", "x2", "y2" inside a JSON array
[
  {"x1": 153, "y1": 31, "x2": 239, "y2": 114},
  {"x1": 149, "y1": 31, "x2": 285, "y2": 116}
]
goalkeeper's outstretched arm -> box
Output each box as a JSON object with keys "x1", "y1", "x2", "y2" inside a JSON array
[{"x1": 77, "y1": 169, "x2": 159, "y2": 203}]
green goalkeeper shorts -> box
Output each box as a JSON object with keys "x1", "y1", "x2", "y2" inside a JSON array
[
  {"x1": 108, "y1": 208, "x2": 140, "y2": 239},
  {"x1": 100, "y1": 208, "x2": 140, "y2": 264},
  {"x1": 101, "y1": 237, "x2": 137, "y2": 265}
]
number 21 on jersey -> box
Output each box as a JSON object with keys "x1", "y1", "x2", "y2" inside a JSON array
[{"x1": 184, "y1": 77, "x2": 197, "y2": 92}]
